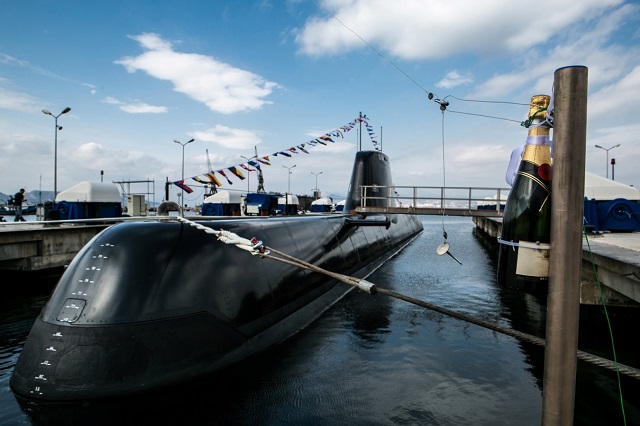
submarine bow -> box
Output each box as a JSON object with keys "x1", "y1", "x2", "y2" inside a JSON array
[{"x1": 11, "y1": 151, "x2": 423, "y2": 400}]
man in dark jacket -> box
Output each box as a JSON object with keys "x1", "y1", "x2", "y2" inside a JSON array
[{"x1": 13, "y1": 188, "x2": 26, "y2": 222}]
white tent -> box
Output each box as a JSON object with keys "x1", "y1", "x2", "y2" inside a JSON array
[
  {"x1": 311, "y1": 196, "x2": 333, "y2": 206},
  {"x1": 55, "y1": 182, "x2": 121, "y2": 203},
  {"x1": 584, "y1": 172, "x2": 640, "y2": 201},
  {"x1": 277, "y1": 194, "x2": 299, "y2": 205},
  {"x1": 203, "y1": 190, "x2": 242, "y2": 204}
]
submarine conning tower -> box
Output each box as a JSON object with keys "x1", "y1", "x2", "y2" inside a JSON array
[{"x1": 343, "y1": 151, "x2": 394, "y2": 213}]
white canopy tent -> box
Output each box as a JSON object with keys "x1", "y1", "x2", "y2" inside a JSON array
[
  {"x1": 584, "y1": 172, "x2": 639, "y2": 201},
  {"x1": 55, "y1": 182, "x2": 121, "y2": 203}
]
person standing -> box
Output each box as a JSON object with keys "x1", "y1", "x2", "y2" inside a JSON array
[{"x1": 13, "y1": 188, "x2": 26, "y2": 222}]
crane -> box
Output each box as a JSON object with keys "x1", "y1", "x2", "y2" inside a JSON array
[{"x1": 205, "y1": 149, "x2": 217, "y2": 196}]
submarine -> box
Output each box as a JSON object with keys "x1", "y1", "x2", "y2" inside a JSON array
[{"x1": 11, "y1": 151, "x2": 423, "y2": 401}]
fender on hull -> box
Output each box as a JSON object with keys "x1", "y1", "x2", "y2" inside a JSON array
[{"x1": 11, "y1": 151, "x2": 424, "y2": 400}]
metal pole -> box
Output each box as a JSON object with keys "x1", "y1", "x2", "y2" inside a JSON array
[
  {"x1": 42, "y1": 107, "x2": 71, "y2": 199},
  {"x1": 542, "y1": 65, "x2": 588, "y2": 426},
  {"x1": 611, "y1": 158, "x2": 615, "y2": 181},
  {"x1": 242, "y1": 149, "x2": 258, "y2": 194},
  {"x1": 594, "y1": 144, "x2": 620, "y2": 178},
  {"x1": 282, "y1": 165, "x2": 296, "y2": 213},
  {"x1": 311, "y1": 171, "x2": 322, "y2": 196},
  {"x1": 54, "y1": 118, "x2": 59, "y2": 197},
  {"x1": 358, "y1": 111, "x2": 362, "y2": 152},
  {"x1": 174, "y1": 138, "x2": 194, "y2": 215}
]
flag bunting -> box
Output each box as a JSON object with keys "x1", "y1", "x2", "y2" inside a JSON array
[{"x1": 173, "y1": 114, "x2": 379, "y2": 189}]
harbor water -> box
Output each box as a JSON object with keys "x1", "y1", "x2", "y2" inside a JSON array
[{"x1": 1, "y1": 216, "x2": 639, "y2": 425}]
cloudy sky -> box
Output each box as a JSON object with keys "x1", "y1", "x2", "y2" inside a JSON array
[{"x1": 1, "y1": 0, "x2": 639, "y2": 205}]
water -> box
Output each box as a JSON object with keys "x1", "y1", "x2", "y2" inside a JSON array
[{"x1": 1, "y1": 217, "x2": 639, "y2": 425}]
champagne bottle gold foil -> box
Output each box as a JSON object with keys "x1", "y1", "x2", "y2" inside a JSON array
[{"x1": 523, "y1": 95, "x2": 551, "y2": 165}]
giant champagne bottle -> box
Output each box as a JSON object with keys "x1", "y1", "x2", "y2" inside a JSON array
[{"x1": 497, "y1": 95, "x2": 552, "y2": 292}]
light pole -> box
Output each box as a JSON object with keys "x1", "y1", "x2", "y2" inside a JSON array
[
  {"x1": 241, "y1": 149, "x2": 258, "y2": 194},
  {"x1": 311, "y1": 171, "x2": 322, "y2": 198},
  {"x1": 174, "y1": 138, "x2": 195, "y2": 215},
  {"x1": 283, "y1": 165, "x2": 296, "y2": 213},
  {"x1": 283, "y1": 165, "x2": 296, "y2": 194},
  {"x1": 42, "y1": 107, "x2": 71, "y2": 199},
  {"x1": 595, "y1": 144, "x2": 620, "y2": 179}
]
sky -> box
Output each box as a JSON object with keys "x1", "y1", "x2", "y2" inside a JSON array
[{"x1": 1, "y1": 0, "x2": 639, "y2": 206}]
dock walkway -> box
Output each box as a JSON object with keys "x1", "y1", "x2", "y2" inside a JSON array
[{"x1": 474, "y1": 216, "x2": 640, "y2": 306}]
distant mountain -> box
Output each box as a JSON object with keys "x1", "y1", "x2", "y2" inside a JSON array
[{"x1": 0, "y1": 190, "x2": 55, "y2": 205}]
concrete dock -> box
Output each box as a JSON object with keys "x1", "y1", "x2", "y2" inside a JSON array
[
  {"x1": 0, "y1": 221, "x2": 110, "y2": 271},
  {"x1": 474, "y1": 216, "x2": 640, "y2": 307},
  {"x1": 2, "y1": 216, "x2": 639, "y2": 309}
]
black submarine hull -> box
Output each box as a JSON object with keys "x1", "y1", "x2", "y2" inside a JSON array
[{"x1": 11, "y1": 151, "x2": 423, "y2": 401}]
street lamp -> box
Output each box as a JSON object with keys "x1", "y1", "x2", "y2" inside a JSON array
[
  {"x1": 283, "y1": 165, "x2": 296, "y2": 215},
  {"x1": 42, "y1": 107, "x2": 71, "y2": 198},
  {"x1": 311, "y1": 171, "x2": 323, "y2": 198},
  {"x1": 174, "y1": 138, "x2": 195, "y2": 215},
  {"x1": 594, "y1": 144, "x2": 620, "y2": 179},
  {"x1": 241, "y1": 149, "x2": 258, "y2": 194},
  {"x1": 283, "y1": 165, "x2": 296, "y2": 194}
]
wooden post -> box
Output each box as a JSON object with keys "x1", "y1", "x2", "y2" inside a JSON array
[{"x1": 542, "y1": 65, "x2": 588, "y2": 425}]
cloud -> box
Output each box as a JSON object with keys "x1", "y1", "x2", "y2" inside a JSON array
[
  {"x1": 1, "y1": 52, "x2": 98, "y2": 91},
  {"x1": 0, "y1": 87, "x2": 41, "y2": 112},
  {"x1": 102, "y1": 96, "x2": 168, "y2": 114},
  {"x1": 115, "y1": 33, "x2": 282, "y2": 114},
  {"x1": 467, "y1": 3, "x2": 640, "y2": 107},
  {"x1": 60, "y1": 142, "x2": 169, "y2": 187},
  {"x1": 296, "y1": 0, "x2": 623, "y2": 59},
  {"x1": 436, "y1": 70, "x2": 473, "y2": 89},
  {"x1": 588, "y1": 65, "x2": 640, "y2": 120},
  {"x1": 192, "y1": 125, "x2": 263, "y2": 150},
  {"x1": 83, "y1": 83, "x2": 97, "y2": 95}
]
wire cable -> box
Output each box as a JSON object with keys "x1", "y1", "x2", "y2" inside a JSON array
[{"x1": 583, "y1": 227, "x2": 628, "y2": 425}]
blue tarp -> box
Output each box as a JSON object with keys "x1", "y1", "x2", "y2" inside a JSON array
[
  {"x1": 246, "y1": 193, "x2": 280, "y2": 215},
  {"x1": 55, "y1": 201, "x2": 122, "y2": 220},
  {"x1": 583, "y1": 198, "x2": 640, "y2": 232},
  {"x1": 310, "y1": 204, "x2": 332, "y2": 212},
  {"x1": 277, "y1": 203, "x2": 298, "y2": 215},
  {"x1": 202, "y1": 203, "x2": 240, "y2": 216}
]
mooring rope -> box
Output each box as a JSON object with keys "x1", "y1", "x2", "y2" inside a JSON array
[{"x1": 176, "y1": 216, "x2": 640, "y2": 380}]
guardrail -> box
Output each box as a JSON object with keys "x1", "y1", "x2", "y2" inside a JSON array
[{"x1": 357, "y1": 185, "x2": 510, "y2": 217}]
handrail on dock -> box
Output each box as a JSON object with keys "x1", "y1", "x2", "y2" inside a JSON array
[{"x1": 357, "y1": 185, "x2": 510, "y2": 217}]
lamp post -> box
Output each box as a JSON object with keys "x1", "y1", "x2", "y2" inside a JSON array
[
  {"x1": 241, "y1": 149, "x2": 258, "y2": 194},
  {"x1": 42, "y1": 107, "x2": 71, "y2": 199},
  {"x1": 311, "y1": 171, "x2": 322, "y2": 198},
  {"x1": 174, "y1": 138, "x2": 195, "y2": 215},
  {"x1": 283, "y1": 165, "x2": 296, "y2": 213},
  {"x1": 283, "y1": 165, "x2": 296, "y2": 193},
  {"x1": 594, "y1": 144, "x2": 620, "y2": 179}
]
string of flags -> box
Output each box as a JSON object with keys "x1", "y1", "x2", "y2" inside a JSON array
[
  {"x1": 173, "y1": 114, "x2": 379, "y2": 192},
  {"x1": 361, "y1": 114, "x2": 380, "y2": 152}
]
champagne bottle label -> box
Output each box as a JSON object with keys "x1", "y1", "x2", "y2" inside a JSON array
[{"x1": 515, "y1": 241, "x2": 550, "y2": 277}]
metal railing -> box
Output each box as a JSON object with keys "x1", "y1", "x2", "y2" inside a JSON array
[{"x1": 358, "y1": 185, "x2": 510, "y2": 217}]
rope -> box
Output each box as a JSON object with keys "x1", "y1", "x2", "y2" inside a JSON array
[
  {"x1": 177, "y1": 216, "x2": 640, "y2": 381},
  {"x1": 584, "y1": 227, "x2": 628, "y2": 423},
  {"x1": 176, "y1": 216, "x2": 270, "y2": 255}
]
